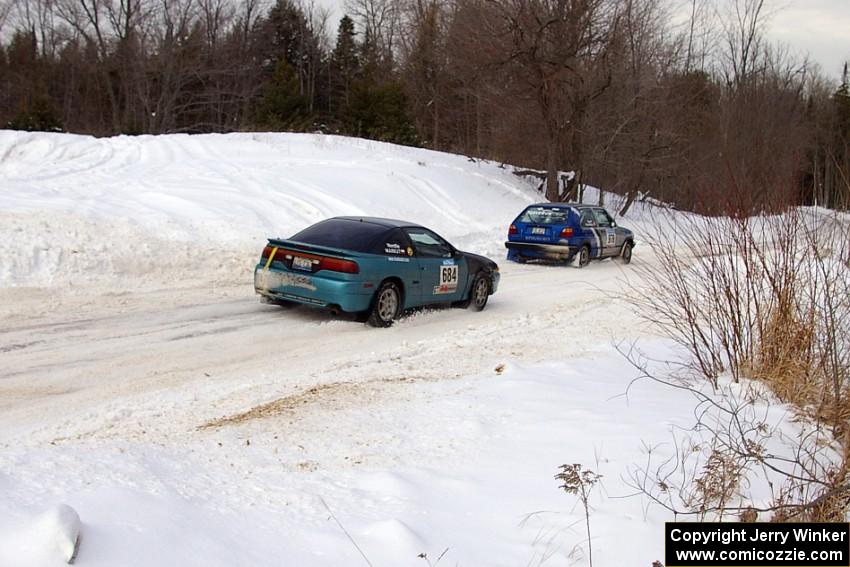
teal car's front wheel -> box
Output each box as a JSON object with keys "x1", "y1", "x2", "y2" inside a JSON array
[
  {"x1": 469, "y1": 273, "x2": 490, "y2": 311},
  {"x1": 366, "y1": 281, "x2": 402, "y2": 327}
]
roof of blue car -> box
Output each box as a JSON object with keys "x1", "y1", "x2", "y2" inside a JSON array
[
  {"x1": 333, "y1": 216, "x2": 422, "y2": 229},
  {"x1": 527, "y1": 202, "x2": 594, "y2": 209}
]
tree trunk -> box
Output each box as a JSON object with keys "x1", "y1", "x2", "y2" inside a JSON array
[
  {"x1": 545, "y1": 136, "x2": 559, "y2": 201},
  {"x1": 618, "y1": 190, "x2": 638, "y2": 216}
]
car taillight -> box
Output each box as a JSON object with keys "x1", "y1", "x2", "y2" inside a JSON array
[
  {"x1": 319, "y1": 257, "x2": 359, "y2": 274},
  {"x1": 261, "y1": 246, "x2": 358, "y2": 274},
  {"x1": 509, "y1": 224, "x2": 518, "y2": 236},
  {"x1": 560, "y1": 227, "x2": 574, "y2": 237}
]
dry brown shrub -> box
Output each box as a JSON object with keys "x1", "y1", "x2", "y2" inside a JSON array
[
  {"x1": 688, "y1": 449, "x2": 744, "y2": 519},
  {"x1": 746, "y1": 303, "x2": 816, "y2": 403},
  {"x1": 627, "y1": 206, "x2": 850, "y2": 522}
]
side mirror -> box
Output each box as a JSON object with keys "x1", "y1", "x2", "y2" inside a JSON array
[{"x1": 611, "y1": 221, "x2": 617, "y2": 228}]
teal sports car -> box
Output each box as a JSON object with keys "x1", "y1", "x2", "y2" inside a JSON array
[{"x1": 254, "y1": 217, "x2": 500, "y2": 326}]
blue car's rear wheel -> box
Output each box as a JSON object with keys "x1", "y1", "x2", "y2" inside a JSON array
[
  {"x1": 576, "y1": 244, "x2": 590, "y2": 268},
  {"x1": 507, "y1": 249, "x2": 526, "y2": 263},
  {"x1": 366, "y1": 281, "x2": 401, "y2": 327},
  {"x1": 619, "y1": 241, "x2": 633, "y2": 264}
]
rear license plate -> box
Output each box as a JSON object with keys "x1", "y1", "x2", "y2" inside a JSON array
[
  {"x1": 292, "y1": 256, "x2": 313, "y2": 271},
  {"x1": 532, "y1": 227, "x2": 546, "y2": 235}
]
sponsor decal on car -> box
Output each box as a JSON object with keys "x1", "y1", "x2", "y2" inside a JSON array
[
  {"x1": 387, "y1": 257, "x2": 410, "y2": 263},
  {"x1": 384, "y1": 242, "x2": 405, "y2": 255}
]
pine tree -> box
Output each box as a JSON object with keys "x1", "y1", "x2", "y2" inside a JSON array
[
  {"x1": 348, "y1": 79, "x2": 419, "y2": 146},
  {"x1": 406, "y1": 2, "x2": 443, "y2": 148},
  {"x1": 0, "y1": 41, "x2": 9, "y2": 126},
  {"x1": 5, "y1": 29, "x2": 62, "y2": 132},
  {"x1": 835, "y1": 63, "x2": 849, "y2": 136},
  {"x1": 330, "y1": 16, "x2": 359, "y2": 116},
  {"x1": 831, "y1": 63, "x2": 850, "y2": 209},
  {"x1": 253, "y1": 59, "x2": 311, "y2": 131},
  {"x1": 258, "y1": 0, "x2": 323, "y2": 117},
  {"x1": 8, "y1": 95, "x2": 63, "y2": 131},
  {"x1": 6, "y1": 29, "x2": 38, "y2": 71}
]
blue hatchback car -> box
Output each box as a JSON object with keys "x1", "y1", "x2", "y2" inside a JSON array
[
  {"x1": 505, "y1": 203, "x2": 635, "y2": 267},
  {"x1": 254, "y1": 217, "x2": 500, "y2": 326}
]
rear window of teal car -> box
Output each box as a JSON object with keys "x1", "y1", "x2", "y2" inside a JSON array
[
  {"x1": 291, "y1": 219, "x2": 390, "y2": 252},
  {"x1": 519, "y1": 207, "x2": 570, "y2": 224}
]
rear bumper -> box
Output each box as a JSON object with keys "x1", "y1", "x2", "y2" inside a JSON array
[
  {"x1": 505, "y1": 241, "x2": 574, "y2": 259},
  {"x1": 254, "y1": 266, "x2": 372, "y2": 313}
]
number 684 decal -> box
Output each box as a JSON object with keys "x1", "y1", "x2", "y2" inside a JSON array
[
  {"x1": 440, "y1": 265, "x2": 458, "y2": 285},
  {"x1": 434, "y1": 265, "x2": 459, "y2": 294}
]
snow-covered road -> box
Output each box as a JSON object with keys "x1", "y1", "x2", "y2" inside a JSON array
[
  {"x1": 1, "y1": 247, "x2": 677, "y2": 567},
  {"x1": 2, "y1": 255, "x2": 686, "y2": 567},
  {"x1": 0, "y1": 258, "x2": 647, "y2": 447}
]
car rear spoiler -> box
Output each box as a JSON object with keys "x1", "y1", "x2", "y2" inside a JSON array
[{"x1": 268, "y1": 238, "x2": 356, "y2": 258}]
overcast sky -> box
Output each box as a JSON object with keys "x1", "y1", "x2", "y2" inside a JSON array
[
  {"x1": 315, "y1": 0, "x2": 849, "y2": 81},
  {"x1": 767, "y1": 0, "x2": 850, "y2": 78}
]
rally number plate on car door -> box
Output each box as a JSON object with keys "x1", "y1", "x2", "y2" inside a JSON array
[
  {"x1": 433, "y1": 264, "x2": 459, "y2": 295},
  {"x1": 441, "y1": 265, "x2": 458, "y2": 286}
]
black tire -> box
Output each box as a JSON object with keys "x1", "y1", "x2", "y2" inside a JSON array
[
  {"x1": 261, "y1": 296, "x2": 297, "y2": 308},
  {"x1": 467, "y1": 272, "x2": 490, "y2": 311},
  {"x1": 366, "y1": 281, "x2": 402, "y2": 327},
  {"x1": 576, "y1": 244, "x2": 591, "y2": 268},
  {"x1": 507, "y1": 251, "x2": 526, "y2": 264},
  {"x1": 619, "y1": 241, "x2": 633, "y2": 264}
]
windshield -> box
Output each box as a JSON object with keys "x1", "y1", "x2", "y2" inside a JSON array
[{"x1": 518, "y1": 206, "x2": 570, "y2": 225}]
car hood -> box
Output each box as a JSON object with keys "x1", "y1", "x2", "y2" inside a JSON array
[{"x1": 461, "y1": 251, "x2": 499, "y2": 270}]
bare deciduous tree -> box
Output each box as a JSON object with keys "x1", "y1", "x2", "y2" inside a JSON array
[
  {"x1": 719, "y1": 0, "x2": 770, "y2": 89},
  {"x1": 346, "y1": 0, "x2": 399, "y2": 64},
  {"x1": 0, "y1": 0, "x2": 13, "y2": 34},
  {"x1": 457, "y1": 0, "x2": 620, "y2": 201}
]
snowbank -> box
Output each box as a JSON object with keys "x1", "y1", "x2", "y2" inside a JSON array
[
  {"x1": 0, "y1": 504, "x2": 80, "y2": 566},
  {"x1": 0, "y1": 131, "x2": 541, "y2": 287}
]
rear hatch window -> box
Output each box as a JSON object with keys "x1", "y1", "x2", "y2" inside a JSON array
[
  {"x1": 517, "y1": 207, "x2": 572, "y2": 239},
  {"x1": 291, "y1": 219, "x2": 389, "y2": 252},
  {"x1": 519, "y1": 207, "x2": 570, "y2": 225}
]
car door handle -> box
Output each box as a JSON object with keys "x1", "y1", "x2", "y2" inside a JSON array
[{"x1": 412, "y1": 280, "x2": 420, "y2": 284}]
